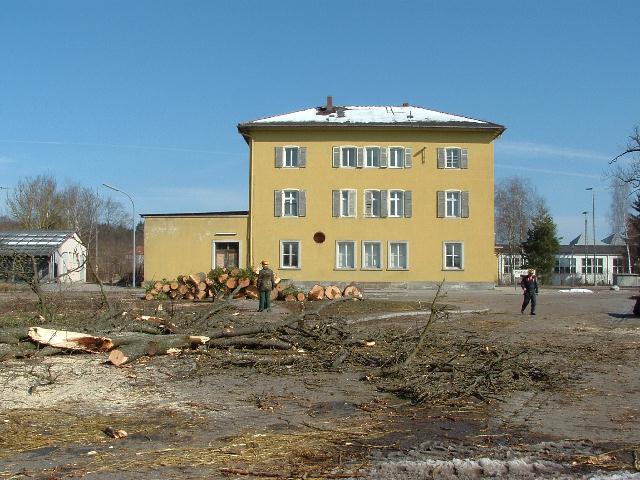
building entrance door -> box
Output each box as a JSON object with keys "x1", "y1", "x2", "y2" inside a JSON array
[{"x1": 214, "y1": 242, "x2": 240, "y2": 269}]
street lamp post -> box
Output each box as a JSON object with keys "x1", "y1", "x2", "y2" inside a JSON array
[
  {"x1": 102, "y1": 183, "x2": 137, "y2": 288},
  {"x1": 586, "y1": 188, "x2": 596, "y2": 286},
  {"x1": 582, "y1": 211, "x2": 588, "y2": 285}
]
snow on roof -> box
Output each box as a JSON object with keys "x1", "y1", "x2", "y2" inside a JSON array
[{"x1": 241, "y1": 105, "x2": 502, "y2": 128}]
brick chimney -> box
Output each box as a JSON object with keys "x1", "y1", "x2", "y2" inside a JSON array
[
  {"x1": 326, "y1": 96, "x2": 334, "y2": 109},
  {"x1": 402, "y1": 102, "x2": 410, "y2": 107}
]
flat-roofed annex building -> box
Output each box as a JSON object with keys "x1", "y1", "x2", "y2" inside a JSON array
[{"x1": 143, "y1": 98, "x2": 505, "y2": 287}]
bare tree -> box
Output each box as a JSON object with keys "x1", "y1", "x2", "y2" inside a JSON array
[
  {"x1": 610, "y1": 126, "x2": 640, "y2": 190},
  {"x1": 608, "y1": 177, "x2": 631, "y2": 235},
  {"x1": 7, "y1": 175, "x2": 63, "y2": 229},
  {"x1": 495, "y1": 177, "x2": 546, "y2": 282}
]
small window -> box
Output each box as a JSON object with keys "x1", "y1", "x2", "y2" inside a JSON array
[
  {"x1": 365, "y1": 147, "x2": 380, "y2": 167},
  {"x1": 364, "y1": 190, "x2": 382, "y2": 217},
  {"x1": 341, "y1": 147, "x2": 357, "y2": 167},
  {"x1": 333, "y1": 189, "x2": 356, "y2": 217},
  {"x1": 388, "y1": 190, "x2": 404, "y2": 217},
  {"x1": 284, "y1": 147, "x2": 299, "y2": 167},
  {"x1": 280, "y1": 241, "x2": 300, "y2": 269},
  {"x1": 613, "y1": 257, "x2": 627, "y2": 274},
  {"x1": 582, "y1": 257, "x2": 603, "y2": 274},
  {"x1": 336, "y1": 241, "x2": 356, "y2": 269},
  {"x1": 554, "y1": 257, "x2": 576, "y2": 274},
  {"x1": 363, "y1": 241, "x2": 382, "y2": 269},
  {"x1": 503, "y1": 255, "x2": 522, "y2": 274},
  {"x1": 446, "y1": 191, "x2": 461, "y2": 217},
  {"x1": 389, "y1": 147, "x2": 405, "y2": 168},
  {"x1": 444, "y1": 242, "x2": 463, "y2": 270},
  {"x1": 283, "y1": 190, "x2": 299, "y2": 217},
  {"x1": 446, "y1": 148, "x2": 461, "y2": 168},
  {"x1": 388, "y1": 242, "x2": 408, "y2": 270}
]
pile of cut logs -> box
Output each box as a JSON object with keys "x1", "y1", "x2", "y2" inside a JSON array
[{"x1": 144, "y1": 268, "x2": 363, "y2": 303}]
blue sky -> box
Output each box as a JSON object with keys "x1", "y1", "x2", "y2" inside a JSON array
[{"x1": 0, "y1": 0, "x2": 638, "y2": 242}]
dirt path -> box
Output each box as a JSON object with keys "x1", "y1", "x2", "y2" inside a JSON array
[{"x1": 1, "y1": 287, "x2": 640, "y2": 478}]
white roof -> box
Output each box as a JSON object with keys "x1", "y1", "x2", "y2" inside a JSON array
[{"x1": 248, "y1": 105, "x2": 493, "y2": 126}]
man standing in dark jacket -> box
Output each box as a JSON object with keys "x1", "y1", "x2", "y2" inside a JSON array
[
  {"x1": 257, "y1": 260, "x2": 275, "y2": 312},
  {"x1": 521, "y1": 268, "x2": 539, "y2": 315}
]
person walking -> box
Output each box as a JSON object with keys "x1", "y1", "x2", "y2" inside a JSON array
[
  {"x1": 256, "y1": 260, "x2": 275, "y2": 312},
  {"x1": 520, "y1": 268, "x2": 539, "y2": 315}
]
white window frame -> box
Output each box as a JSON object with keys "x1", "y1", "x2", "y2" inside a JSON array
[
  {"x1": 364, "y1": 189, "x2": 382, "y2": 218},
  {"x1": 445, "y1": 147, "x2": 462, "y2": 169},
  {"x1": 388, "y1": 146, "x2": 405, "y2": 168},
  {"x1": 388, "y1": 190, "x2": 404, "y2": 217},
  {"x1": 335, "y1": 240, "x2": 356, "y2": 270},
  {"x1": 283, "y1": 146, "x2": 300, "y2": 168},
  {"x1": 362, "y1": 241, "x2": 382, "y2": 270},
  {"x1": 282, "y1": 189, "x2": 299, "y2": 217},
  {"x1": 337, "y1": 189, "x2": 357, "y2": 217},
  {"x1": 365, "y1": 146, "x2": 381, "y2": 168},
  {"x1": 280, "y1": 240, "x2": 301, "y2": 269},
  {"x1": 388, "y1": 241, "x2": 409, "y2": 270},
  {"x1": 443, "y1": 242, "x2": 464, "y2": 270},
  {"x1": 340, "y1": 146, "x2": 357, "y2": 168},
  {"x1": 445, "y1": 190, "x2": 461, "y2": 218}
]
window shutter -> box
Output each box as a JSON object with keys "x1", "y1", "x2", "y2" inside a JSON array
[
  {"x1": 274, "y1": 190, "x2": 283, "y2": 217},
  {"x1": 437, "y1": 191, "x2": 445, "y2": 217},
  {"x1": 404, "y1": 190, "x2": 412, "y2": 218},
  {"x1": 299, "y1": 147, "x2": 307, "y2": 168},
  {"x1": 404, "y1": 147, "x2": 412, "y2": 168},
  {"x1": 364, "y1": 190, "x2": 373, "y2": 217},
  {"x1": 348, "y1": 190, "x2": 356, "y2": 217},
  {"x1": 332, "y1": 190, "x2": 340, "y2": 217},
  {"x1": 437, "y1": 148, "x2": 445, "y2": 168},
  {"x1": 356, "y1": 147, "x2": 364, "y2": 168},
  {"x1": 461, "y1": 191, "x2": 469, "y2": 218},
  {"x1": 380, "y1": 190, "x2": 388, "y2": 217},
  {"x1": 298, "y1": 190, "x2": 307, "y2": 217},
  {"x1": 460, "y1": 148, "x2": 469, "y2": 169},
  {"x1": 380, "y1": 147, "x2": 388, "y2": 168},
  {"x1": 275, "y1": 147, "x2": 283, "y2": 168},
  {"x1": 332, "y1": 146, "x2": 340, "y2": 168}
]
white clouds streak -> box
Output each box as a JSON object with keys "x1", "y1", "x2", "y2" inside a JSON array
[
  {"x1": 497, "y1": 140, "x2": 609, "y2": 162},
  {"x1": 496, "y1": 163, "x2": 602, "y2": 179},
  {"x1": 0, "y1": 139, "x2": 243, "y2": 157}
]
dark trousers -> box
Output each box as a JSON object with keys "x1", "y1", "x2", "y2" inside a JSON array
[
  {"x1": 521, "y1": 292, "x2": 537, "y2": 314},
  {"x1": 259, "y1": 291, "x2": 271, "y2": 311}
]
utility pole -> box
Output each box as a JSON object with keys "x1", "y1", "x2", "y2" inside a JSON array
[
  {"x1": 102, "y1": 183, "x2": 136, "y2": 288},
  {"x1": 583, "y1": 211, "x2": 588, "y2": 285}
]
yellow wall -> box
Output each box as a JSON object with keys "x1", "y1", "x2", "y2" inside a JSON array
[
  {"x1": 246, "y1": 128, "x2": 498, "y2": 283},
  {"x1": 143, "y1": 215, "x2": 248, "y2": 281}
]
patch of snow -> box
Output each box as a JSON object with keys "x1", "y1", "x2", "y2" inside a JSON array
[
  {"x1": 252, "y1": 106, "x2": 488, "y2": 125},
  {"x1": 559, "y1": 288, "x2": 594, "y2": 294}
]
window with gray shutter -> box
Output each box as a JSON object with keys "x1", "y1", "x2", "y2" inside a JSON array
[
  {"x1": 404, "y1": 147, "x2": 412, "y2": 168},
  {"x1": 299, "y1": 147, "x2": 307, "y2": 168},
  {"x1": 460, "y1": 148, "x2": 468, "y2": 169},
  {"x1": 298, "y1": 190, "x2": 307, "y2": 217},
  {"x1": 404, "y1": 190, "x2": 412, "y2": 218},
  {"x1": 380, "y1": 147, "x2": 388, "y2": 168},
  {"x1": 275, "y1": 147, "x2": 284, "y2": 168},
  {"x1": 437, "y1": 191, "x2": 445, "y2": 217},
  {"x1": 356, "y1": 147, "x2": 364, "y2": 168},
  {"x1": 380, "y1": 190, "x2": 388, "y2": 217},
  {"x1": 437, "y1": 148, "x2": 445, "y2": 169},
  {"x1": 461, "y1": 191, "x2": 469, "y2": 218},
  {"x1": 348, "y1": 190, "x2": 356, "y2": 217},
  {"x1": 364, "y1": 190, "x2": 373, "y2": 217},
  {"x1": 274, "y1": 190, "x2": 283, "y2": 217},
  {"x1": 332, "y1": 190, "x2": 340, "y2": 217},
  {"x1": 332, "y1": 147, "x2": 340, "y2": 168}
]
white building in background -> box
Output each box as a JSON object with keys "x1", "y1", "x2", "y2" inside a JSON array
[
  {"x1": 0, "y1": 231, "x2": 87, "y2": 283},
  {"x1": 497, "y1": 232, "x2": 628, "y2": 286}
]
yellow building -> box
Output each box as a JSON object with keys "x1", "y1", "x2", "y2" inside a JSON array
[{"x1": 144, "y1": 98, "x2": 504, "y2": 288}]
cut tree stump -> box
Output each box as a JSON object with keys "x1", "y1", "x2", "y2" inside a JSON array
[
  {"x1": 238, "y1": 277, "x2": 251, "y2": 288},
  {"x1": 226, "y1": 277, "x2": 238, "y2": 290},
  {"x1": 324, "y1": 285, "x2": 342, "y2": 300},
  {"x1": 343, "y1": 283, "x2": 363, "y2": 299},
  {"x1": 296, "y1": 292, "x2": 306, "y2": 302},
  {"x1": 245, "y1": 285, "x2": 259, "y2": 299},
  {"x1": 308, "y1": 284, "x2": 325, "y2": 301}
]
